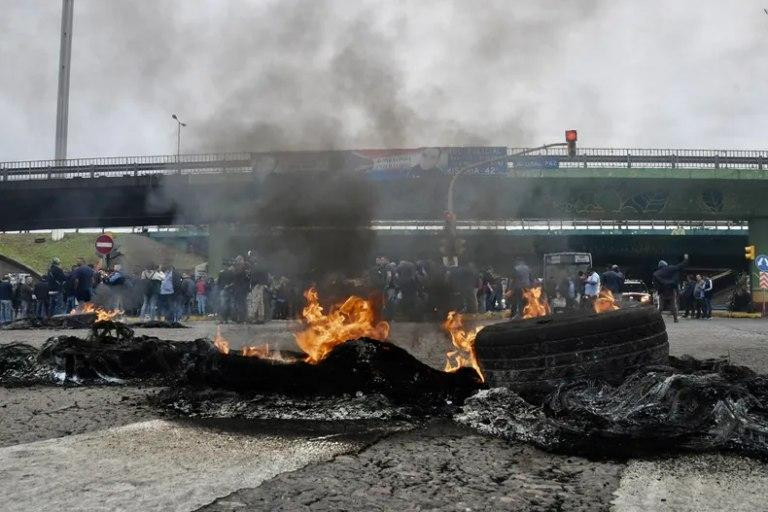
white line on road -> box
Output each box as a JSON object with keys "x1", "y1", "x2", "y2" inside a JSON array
[{"x1": 0, "y1": 419, "x2": 362, "y2": 512}]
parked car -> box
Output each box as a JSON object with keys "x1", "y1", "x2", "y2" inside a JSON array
[{"x1": 621, "y1": 279, "x2": 653, "y2": 305}]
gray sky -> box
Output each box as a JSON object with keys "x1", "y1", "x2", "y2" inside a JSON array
[{"x1": 1, "y1": 0, "x2": 766, "y2": 161}]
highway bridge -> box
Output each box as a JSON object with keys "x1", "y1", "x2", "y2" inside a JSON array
[
  {"x1": 2, "y1": 147, "x2": 768, "y2": 230},
  {"x1": 2, "y1": 147, "x2": 767, "y2": 294}
]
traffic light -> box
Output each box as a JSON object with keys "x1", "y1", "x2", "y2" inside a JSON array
[
  {"x1": 565, "y1": 129, "x2": 577, "y2": 157},
  {"x1": 745, "y1": 245, "x2": 757, "y2": 260}
]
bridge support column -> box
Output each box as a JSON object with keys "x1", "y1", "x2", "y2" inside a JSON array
[
  {"x1": 748, "y1": 218, "x2": 768, "y2": 305},
  {"x1": 207, "y1": 223, "x2": 233, "y2": 277}
]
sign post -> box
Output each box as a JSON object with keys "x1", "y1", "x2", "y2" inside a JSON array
[
  {"x1": 760, "y1": 271, "x2": 768, "y2": 318},
  {"x1": 95, "y1": 234, "x2": 115, "y2": 269}
]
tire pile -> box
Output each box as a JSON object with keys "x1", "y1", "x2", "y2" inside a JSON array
[{"x1": 475, "y1": 307, "x2": 669, "y2": 399}]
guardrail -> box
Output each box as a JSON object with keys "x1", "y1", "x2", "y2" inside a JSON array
[
  {"x1": 369, "y1": 219, "x2": 749, "y2": 233},
  {"x1": 2, "y1": 147, "x2": 768, "y2": 181},
  {"x1": 507, "y1": 147, "x2": 768, "y2": 170}
]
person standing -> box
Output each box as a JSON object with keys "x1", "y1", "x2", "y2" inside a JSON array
[
  {"x1": 72, "y1": 259, "x2": 95, "y2": 305},
  {"x1": 15, "y1": 276, "x2": 33, "y2": 319},
  {"x1": 159, "y1": 266, "x2": 181, "y2": 323},
  {"x1": 652, "y1": 254, "x2": 689, "y2": 323},
  {"x1": 0, "y1": 275, "x2": 14, "y2": 323},
  {"x1": 581, "y1": 267, "x2": 601, "y2": 310},
  {"x1": 248, "y1": 264, "x2": 269, "y2": 323},
  {"x1": 702, "y1": 274, "x2": 714, "y2": 319},
  {"x1": 511, "y1": 259, "x2": 532, "y2": 317},
  {"x1": 195, "y1": 276, "x2": 208, "y2": 315},
  {"x1": 63, "y1": 265, "x2": 78, "y2": 313},
  {"x1": 601, "y1": 265, "x2": 625, "y2": 295},
  {"x1": 217, "y1": 265, "x2": 235, "y2": 323},
  {"x1": 681, "y1": 274, "x2": 696, "y2": 319},
  {"x1": 47, "y1": 257, "x2": 67, "y2": 315},
  {"x1": 33, "y1": 276, "x2": 51, "y2": 319},
  {"x1": 180, "y1": 273, "x2": 195, "y2": 319},
  {"x1": 693, "y1": 275, "x2": 707, "y2": 319},
  {"x1": 104, "y1": 264, "x2": 126, "y2": 310}
]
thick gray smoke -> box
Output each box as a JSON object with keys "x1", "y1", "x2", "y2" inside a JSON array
[
  {"x1": 3, "y1": 0, "x2": 767, "y2": 278},
  {"x1": 3, "y1": 1, "x2": 768, "y2": 159}
]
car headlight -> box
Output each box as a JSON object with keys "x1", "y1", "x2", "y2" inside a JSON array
[{"x1": 640, "y1": 294, "x2": 650, "y2": 303}]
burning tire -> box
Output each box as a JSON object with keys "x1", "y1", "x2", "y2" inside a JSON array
[{"x1": 474, "y1": 306, "x2": 668, "y2": 397}]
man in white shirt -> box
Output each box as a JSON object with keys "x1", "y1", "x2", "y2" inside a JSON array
[{"x1": 581, "y1": 268, "x2": 601, "y2": 310}]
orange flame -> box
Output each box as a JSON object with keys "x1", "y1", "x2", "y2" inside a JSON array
[
  {"x1": 594, "y1": 289, "x2": 620, "y2": 313},
  {"x1": 442, "y1": 311, "x2": 484, "y2": 381},
  {"x1": 294, "y1": 287, "x2": 389, "y2": 363},
  {"x1": 240, "y1": 343, "x2": 297, "y2": 363},
  {"x1": 71, "y1": 302, "x2": 123, "y2": 322},
  {"x1": 213, "y1": 326, "x2": 230, "y2": 355},
  {"x1": 522, "y1": 287, "x2": 551, "y2": 319}
]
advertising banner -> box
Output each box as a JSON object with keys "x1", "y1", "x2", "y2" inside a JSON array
[
  {"x1": 250, "y1": 147, "x2": 508, "y2": 179},
  {"x1": 345, "y1": 146, "x2": 508, "y2": 180}
]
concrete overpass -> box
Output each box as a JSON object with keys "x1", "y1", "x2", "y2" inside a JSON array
[
  {"x1": 2, "y1": 147, "x2": 767, "y2": 295},
  {"x1": 3, "y1": 147, "x2": 768, "y2": 228}
]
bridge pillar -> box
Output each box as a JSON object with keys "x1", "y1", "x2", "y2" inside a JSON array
[{"x1": 749, "y1": 218, "x2": 768, "y2": 305}]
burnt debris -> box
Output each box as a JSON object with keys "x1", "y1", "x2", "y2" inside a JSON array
[
  {"x1": 188, "y1": 338, "x2": 483, "y2": 405},
  {"x1": 0, "y1": 321, "x2": 483, "y2": 409},
  {"x1": 0, "y1": 312, "x2": 98, "y2": 330},
  {"x1": 457, "y1": 355, "x2": 768, "y2": 460}
]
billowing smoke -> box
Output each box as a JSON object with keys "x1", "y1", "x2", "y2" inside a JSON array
[{"x1": 3, "y1": 1, "x2": 768, "y2": 159}]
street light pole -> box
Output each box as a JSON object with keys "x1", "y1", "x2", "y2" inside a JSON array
[
  {"x1": 55, "y1": 0, "x2": 75, "y2": 161},
  {"x1": 171, "y1": 113, "x2": 186, "y2": 162}
]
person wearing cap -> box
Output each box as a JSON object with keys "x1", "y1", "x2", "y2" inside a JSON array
[
  {"x1": 652, "y1": 254, "x2": 689, "y2": 323},
  {"x1": 47, "y1": 257, "x2": 67, "y2": 315}
]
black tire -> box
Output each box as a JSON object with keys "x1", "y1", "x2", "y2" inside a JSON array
[{"x1": 475, "y1": 306, "x2": 668, "y2": 397}]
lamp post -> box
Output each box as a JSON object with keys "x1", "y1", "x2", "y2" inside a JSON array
[
  {"x1": 441, "y1": 142, "x2": 570, "y2": 264},
  {"x1": 55, "y1": 0, "x2": 75, "y2": 162},
  {"x1": 171, "y1": 113, "x2": 186, "y2": 161}
]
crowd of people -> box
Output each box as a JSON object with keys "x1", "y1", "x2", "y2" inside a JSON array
[
  {"x1": 0, "y1": 257, "x2": 97, "y2": 323},
  {"x1": 0, "y1": 253, "x2": 304, "y2": 325},
  {"x1": 0, "y1": 250, "x2": 722, "y2": 326},
  {"x1": 364, "y1": 257, "x2": 631, "y2": 320}
]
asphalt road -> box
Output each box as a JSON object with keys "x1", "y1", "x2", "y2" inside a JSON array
[{"x1": 1, "y1": 316, "x2": 768, "y2": 511}]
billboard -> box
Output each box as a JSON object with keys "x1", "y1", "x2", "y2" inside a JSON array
[
  {"x1": 345, "y1": 147, "x2": 508, "y2": 180},
  {"x1": 250, "y1": 147, "x2": 509, "y2": 179}
]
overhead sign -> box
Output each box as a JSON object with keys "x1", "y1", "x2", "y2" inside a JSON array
[
  {"x1": 760, "y1": 272, "x2": 768, "y2": 290},
  {"x1": 95, "y1": 234, "x2": 115, "y2": 255},
  {"x1": 756, "y1": 254, "x2": 768, "y2": 272}
]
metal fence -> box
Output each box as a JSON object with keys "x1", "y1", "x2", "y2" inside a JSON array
[
  {"x1": 3, "y1": 148, "x2": 768, "y2": 182},
  {"x1": 370, "y1": 219, "x2": 749, "y2": 233},
  {"x1": 508, "y1": 147, "x2": 768, "y2": 170}
]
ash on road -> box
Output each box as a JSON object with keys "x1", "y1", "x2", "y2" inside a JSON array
[{"x1": 1, "y1": 316, "x2": 767, "y2": 511}]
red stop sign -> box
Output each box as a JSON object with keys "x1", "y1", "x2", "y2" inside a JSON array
[{"x1": 95, "y1": 234, "x2": 114, "y2": 255}]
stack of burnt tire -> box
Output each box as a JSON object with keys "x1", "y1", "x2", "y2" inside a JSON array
[{"x1": 474, "y1": 306, "x2": 668, "y2": 400}]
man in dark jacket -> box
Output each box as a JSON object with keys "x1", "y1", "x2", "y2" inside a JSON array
[
  {"x1": 601, "y1": 265, "x2": 625, "y2": 295},
  {"x1": 652, "y1": 254, "x2": 689, "y2": 323},
  {"x1": 33, "y1": 276, "x2": 51, "y2": 319},
  {"x1": 72, "y1": 259, "x2": 95, "y2": 304},
  {"x1": 47, "y1": 257, "x2": 67, "y2": 315},
  {"x1": 0, "y1": 275, "x2": 14, "y2": 323}
]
